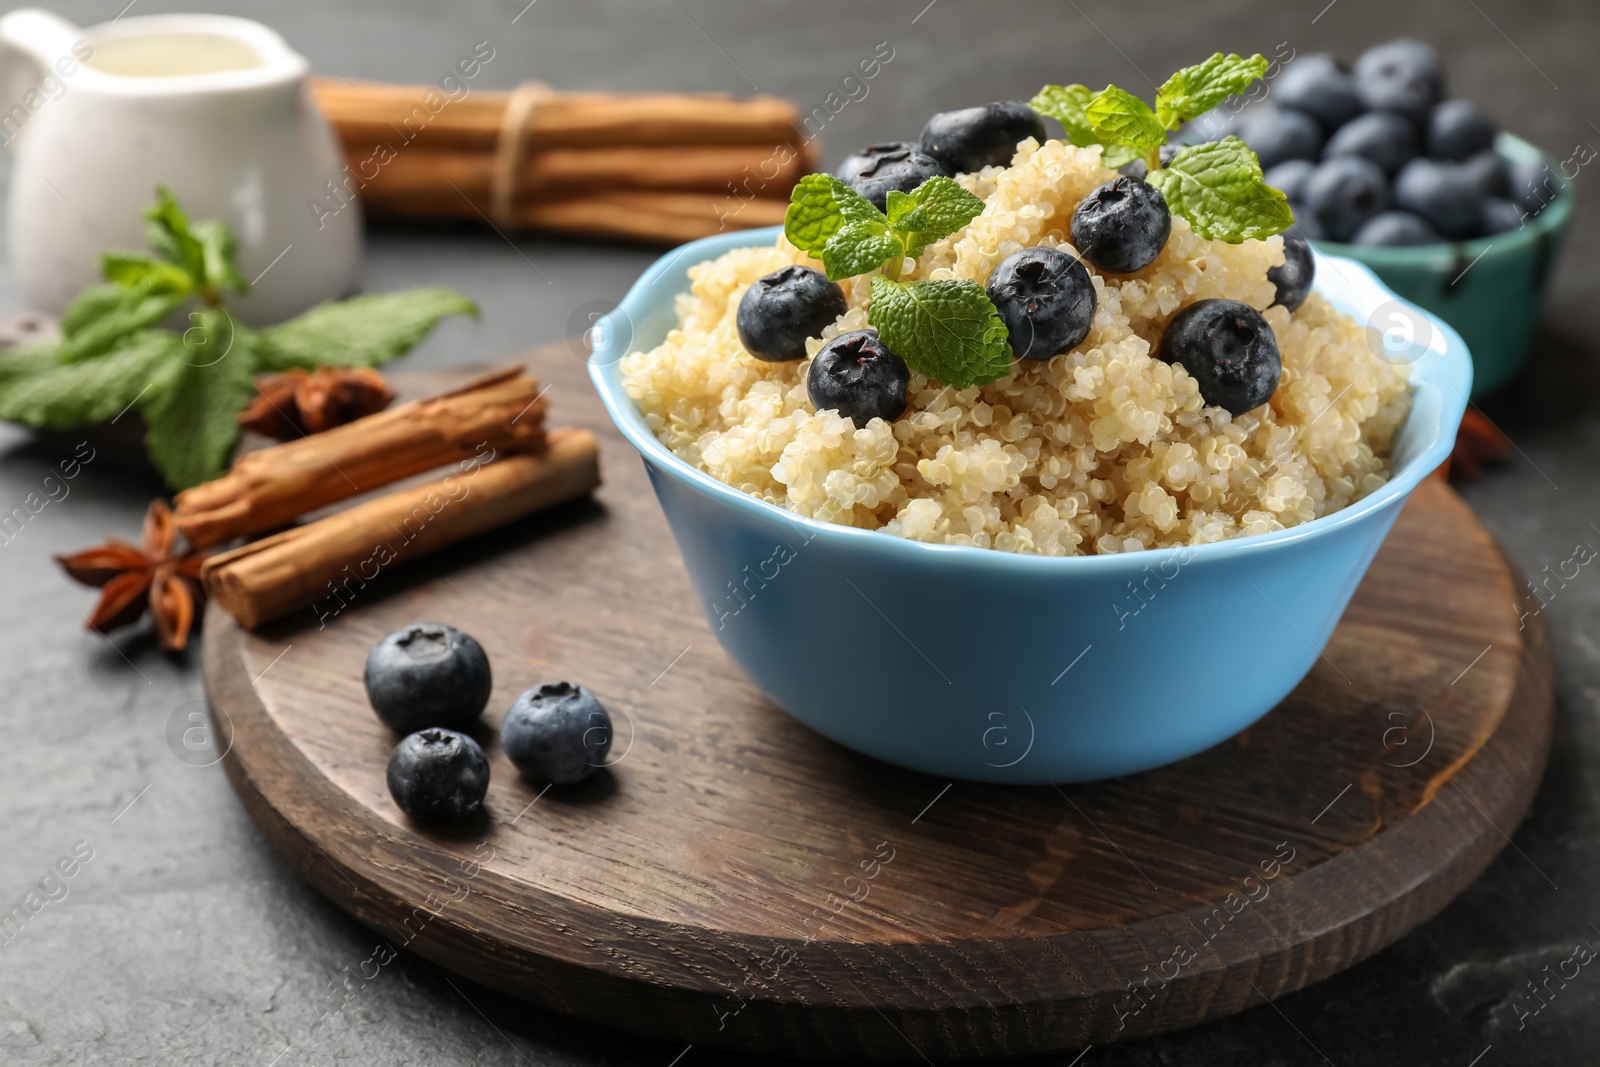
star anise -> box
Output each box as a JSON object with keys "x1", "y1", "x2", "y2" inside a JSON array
[
  {"x1": 55, "y1": 499, "x2": 207, "y2": 651},
  {"x1": 237, "y1": 367, "x2": 395, "y2": 441}
]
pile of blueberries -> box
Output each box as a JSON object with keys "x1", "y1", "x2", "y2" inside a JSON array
[
  {"x1": 1211, "y1": 38, "x2": 1560, "y2": 245},
  {"x1": 364, "y1": 622, "x2": 614, "y2": 822},
  {"x1": 737, "y1": 100, "x2": 1308, "y2": 422}
]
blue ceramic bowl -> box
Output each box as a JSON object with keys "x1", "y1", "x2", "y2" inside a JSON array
[{"x1": 590, "y1": 227, "x2": 1472, "y2": 784}]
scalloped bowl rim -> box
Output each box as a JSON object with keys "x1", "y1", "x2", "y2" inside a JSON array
[{"x1": 589, "y1": 226, "x2": 1471, "y2": 576}]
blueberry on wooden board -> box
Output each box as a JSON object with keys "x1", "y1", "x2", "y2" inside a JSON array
[
  {"x1": 364, "y1": 622, "x2": 491, "y2": 734},
  {"x1": 386, "y1": 728, "x2": 490, "y2": 822},
  {"x1": 500, "y1": 682, "x2": 613, "y2": 785}
]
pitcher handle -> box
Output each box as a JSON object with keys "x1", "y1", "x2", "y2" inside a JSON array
[{"x1": 0, "y1": 8, "x2": 88, "y2": 150}]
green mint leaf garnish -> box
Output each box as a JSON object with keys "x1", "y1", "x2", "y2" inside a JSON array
[
  {"x1": 0, "y1": 188, "x2": 475, "y2": 489},
  {"x1": 784, "y1": 173, "x2": 871, "y2": 257},
  {"x1": 787, "y1": 174, "x2": 983, "y2": 282},
  {"x1": 867, "y1": 275, "x2": 1011, "y2": 389},
  {"x1": 1029, "y1": 84, "x2": 1098, "y2": 148},
  {"x1": 1155, "y1": 53, "x2": 1268, "y2": 130},
  {"x1": 821, "y1": 223, "x2": 897, "y2": 282},
  {"x1": 0, "y1": 331, "x2": 175, "y2": 428},
  {"x1": 255, "y1": 288, "x2": 480, "y2": 371},
  {"x1": 143, "y1": 326, "x2": 259, "y2": 490},
  {"x1": 1085, "y1": 86, "x2": 1165, "y2": 152},
  {"x1": 1147, "y1": 137, "x2": 1295, "y2": 243},
  {"x1": 896, "y1": 176, "x2": 986, "y2": 259}
]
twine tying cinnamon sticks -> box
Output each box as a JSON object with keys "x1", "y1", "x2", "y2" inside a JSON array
[{"x1": 311, "y1": 78, "x2": 818, "y2": 243}]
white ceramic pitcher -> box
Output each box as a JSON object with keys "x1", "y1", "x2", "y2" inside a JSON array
[{"x1": 0, "y1": 9, "x2": 360, "y2": 324}]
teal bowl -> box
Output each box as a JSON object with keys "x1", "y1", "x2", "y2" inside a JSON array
[
  {"x1": 589, "y1": 228, "x2": 1471, "y2": 784},
  {"x1": 1313, "y1": 133, "x2": 1573, "y2": 396}
]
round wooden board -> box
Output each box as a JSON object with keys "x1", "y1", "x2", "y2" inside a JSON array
[{"x1": 203, "y1": 350, "x2": 1554, "y2": 1062}]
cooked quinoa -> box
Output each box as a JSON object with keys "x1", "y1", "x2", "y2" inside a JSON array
[{"x1": 620, "y1": 138, "x2": 1412, "y2": 555}]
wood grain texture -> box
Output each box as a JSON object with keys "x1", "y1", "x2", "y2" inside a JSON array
[{"x1": 202, "y1": 349, "x2": 1554, "y2": 1061}]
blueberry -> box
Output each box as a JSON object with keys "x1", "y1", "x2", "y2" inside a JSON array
[
  {"x1": 1352, "y1": 38, "x2": 1444, "y2": 125},
  {"x1": 1305, "y1": 157, "x2": 1391, "y2": 241},
  {"x1": 1352, "y1": 211, "x2": 1441, "y2": 246},
  {"x1": 1273, "y1": 53, "x2": 1362, "y2": 133},
  {"x1": 386, "y1": 728, "x2": 490, "y2": 822},
  {"x1": 1239, "y1": 105, "x2": 1323, "y2": 170},
  {"x1": 365, "y1": 623, "x2": 491, "y2": 734},
  {"x1": 1286, "y1": 202, "x2": 1327, "y2": 241},
  {"x1": 807, "y1": 329, "x2": 909, "y2": 423},
  {"x1": 1159, "y1": 299, "x2": 1281, "y2": 416},
  {"x1": 1508, "y1": 161, "x2": 1563, "y2": 217},
  {"x1": 1394, "y1": 158, "x2": 1484, "y2": 240},
  {"x1": 1480, "y1": 197, "x2": 1525, "y2": 235},
  {"x1": 846, "y1": 146, "x2": 946, "y2": 211},
  {"x1": 1183, "y1": 101, "x2": 1247, "y2": 144},
  {"x1": 1463, "y1": 150, "x2": 1509, "y2": 198},
  {"x1": 1070, "y1": 176, "x2": 1171, "y2": 274},
  {"x1": 920, "y1": 100, "x2": 1046, "y2": 174},
  {"x1": 1264, "y1": 159, "x2": 1317, "y2": 203},
  {"x1": 837, "y1": 142, "x2": 919, "y2": 185},
  {"x1": 986, "y1": 247, "x2": 1097, "y2": 360},
  {"x1": 1322, "y1": 111, "x2": 1418, "y2": 175},
  {"x1": 1426, "y1": 99, "x2": 1496, "y2": 160},
  {"x1": 1268, "y1": 230, "x2": 1315, "y2": 312},
  {"x1": 736, "y1": 266, "x2": 848, "y2": 363},
  {"x1": 500, "y1": 682, "x2": 612, "y2": 785}
]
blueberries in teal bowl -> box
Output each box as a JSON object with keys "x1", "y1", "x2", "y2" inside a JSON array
[
  {"x1": 588, "y1": 226, "x2": 1470, "y2": 784},
  {"x1": 1214, "y1": 38, "x2": 1575, "y2": 396}
]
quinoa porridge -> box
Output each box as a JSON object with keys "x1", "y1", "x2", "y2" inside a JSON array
[{"x1": 620, "y1": 137, "x2": 1412, "y2": 556}]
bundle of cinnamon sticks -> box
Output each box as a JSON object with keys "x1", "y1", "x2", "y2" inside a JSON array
[
  {"x1": 310, "y1": 78, "x2": 818, "y2": 244},
  {"x1": 178, "y1": 369, "x2": 601, "y2": 629}
]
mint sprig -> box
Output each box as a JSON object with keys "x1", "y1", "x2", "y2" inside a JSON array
[
  {"x1": 782, "y1": 174, "x2": 1006, "y2": 388},
  {"x1": 784, "y1": 173, "x2": 984, "y2": 281},
  {"x1": 0, "y1": 187, "x2": 476, "y2": 489},
  {"x1": 1029, "y1": 52, "x2": 1293, "y2": 244}
]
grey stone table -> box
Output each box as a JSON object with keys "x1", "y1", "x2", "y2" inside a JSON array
[{"x1": 1, "y1": 1, "x2": 1596, "y2": 1063}]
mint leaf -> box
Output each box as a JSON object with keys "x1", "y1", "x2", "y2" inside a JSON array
[
  {"x1": 1085, "y1": 86, "x2": 1165, "y2": 151},
  {"x1": 58, "y1": 282, "x2": 188, "y2": 363},
  {"x1": 191, "y1": 218, "x2": 250, "y2": 296},
  {"x1": 143, "y1": 185, "x2": 207, "y2": 285},
  {"x1": 1099, "y1": 144, "x2": 1145, "y2": 169},
  {"x1": 255, "y1": 288, "x2": 478, "y2": 371},
  {"x1": 867, "y1": 276, "x2": 1011, "y2": 389},
  {"x1": 1030, "y1": 84, "x2": 1098, "y2": 148},
  {"x1": 784, "y1": 173, "x2": 879, "y2": 257},
  {"x1": 0, "y1": 331, "x2": 176, "y2": 428},
  {"x1": 896, "y1": 176, "x2": 985, "y2": 259},
  {"x1": 822, "y1": 223, "x2": 897, "y2": 281},
  {"x1": 883, "y1": 190, "x2": 925, "y2": 230},
  {"x1": 1147, "y1": 137, "x2": 1295, "y2": 242},
  {"x1": 1155, "y1": 53, "x2": 1268, "y2": 129},
  {"x1": 142, "y1": 333, "x2": 259, "y2": 489},
  {"x1": 100, "y1": 254, "x2": 193, "y2": 295}
]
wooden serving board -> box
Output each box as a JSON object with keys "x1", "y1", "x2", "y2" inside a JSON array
[{"x1": 203, "y1": 348, "x2": 1554, "y2": 1061}]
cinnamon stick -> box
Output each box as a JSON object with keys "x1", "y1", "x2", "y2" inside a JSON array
[
  {"x1": 311, "y1": 78, "x2": 811, "y2": 152},
  {"x1": 175, "y1": 371, "x2": 547, "y2": 548},
  {"x1": 344, "y1": 143, "x2": 811, "y2": 198},
  {"x1": 359, "y1": 187, "x2": 789, "y2": 242},
  {"x1": 203, "y1": 428, "x2": 601, "y2": 629}
]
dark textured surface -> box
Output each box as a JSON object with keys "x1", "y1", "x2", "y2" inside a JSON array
[{"x1": 0, "y1": 1, "x2": 1595, "y2": 1064}]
